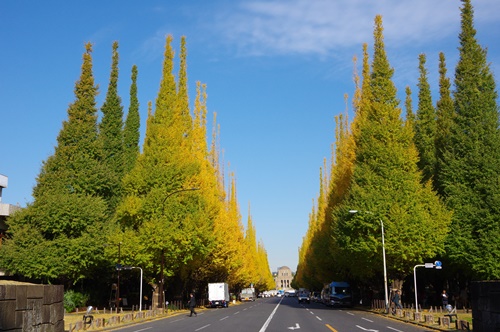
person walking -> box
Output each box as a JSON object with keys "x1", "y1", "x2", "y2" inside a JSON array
[
  {"x1": 441, "y1": 290, "x2": 449, "y2": 309},
  {"x1": 391, "y1": 290, "x2": 402, "y2": 314},
  {"x1": 188, "y1": 293, "x2": 197, "y2": 317}
]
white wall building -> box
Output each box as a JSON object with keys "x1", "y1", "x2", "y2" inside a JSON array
[{"x1": 0, "y1": 174, "x2": 22, "y2": 276}]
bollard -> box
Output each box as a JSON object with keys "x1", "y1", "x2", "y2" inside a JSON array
[{"x1": 439, "y1": 316, "x2": 450, "y2": 328}]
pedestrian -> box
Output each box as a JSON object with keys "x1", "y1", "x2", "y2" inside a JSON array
[
  {"x1": 441, "y1": 290, "x2": 449, "y2": 308},
  {"x1": 188, "y1": 293, "x2": 197, "y2": 317},
  {"x1": 391, "y1": 290, "x2": 402, "y2": 314}
]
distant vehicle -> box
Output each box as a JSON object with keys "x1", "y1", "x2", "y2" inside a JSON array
[
  {"x1": 260, "y1": 291, "x2": 273, "y2": 298},
  {"x1": 276, "y1": 290, "x2": 284, "y2": 297},
  {"x1": 208, "y1": 283, "x2": 230, "y2": 308},
  {"x1": 311, "y1": 291, "x2": 321, "y2": 302},
  {"x1": 240, "y1": 287, "x2": 256, "y2": 301},
  {"x1": 321, "y1": 281, "x2": 352, "y2": 307},
  {"x1": 298, "y1": 288, "x2": 310, "y2": 304}
]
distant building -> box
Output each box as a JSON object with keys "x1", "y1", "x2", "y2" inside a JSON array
[
  {"x1": 273, "y1": 266, "x2": 294, "y2": 290},
  {"x1": 1, "y1": 174, "x2": 22, "y2": 277},
  {"x1": 0, "y1": 174, "x2": 22, "y2": 247}
]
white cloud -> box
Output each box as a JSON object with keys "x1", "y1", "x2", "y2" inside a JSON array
[
  {"x1": 212, "y1": 0, "x2": 497, "y2": 57},
  {"x1": 135, "y1": 30, "x2": 170, "y2": 63}
]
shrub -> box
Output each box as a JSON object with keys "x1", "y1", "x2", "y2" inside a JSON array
[{"x1": 64, "y1": 289, "x2": 89, "y2": 312}]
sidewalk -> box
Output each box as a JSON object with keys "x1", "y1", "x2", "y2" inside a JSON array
[
  {"x1": 65, "y1": 307, "x2": 187, "y2": 331},
  {"x1": 65, "y1": 301, "x2": 241, "y2": 331},
  {"x1": 369, "y1": 307, "x2": 472, "y2": 332}
]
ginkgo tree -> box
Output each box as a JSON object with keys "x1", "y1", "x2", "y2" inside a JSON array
[
  {"x1": 0, "y1": 44, "x2": 111, "y2": 286},
  {"x1": 436, "y1": 0, "x2": 500, "y2": 280},
  {"x1": 335, "y1": 15, "x2": 451, "y2": 283}
]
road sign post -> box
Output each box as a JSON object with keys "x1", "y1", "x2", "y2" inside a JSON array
[{"x1": 414, "y1": 261, "x2": 442, "y2": 313}]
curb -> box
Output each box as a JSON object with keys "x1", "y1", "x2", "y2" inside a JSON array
[{"x1": 366, "y1": 308, "x2": 463, "y2": 332}]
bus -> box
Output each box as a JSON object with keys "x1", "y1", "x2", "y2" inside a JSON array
[{"x1": 321, "y1": 281, "x2": 352, "y2": 307}]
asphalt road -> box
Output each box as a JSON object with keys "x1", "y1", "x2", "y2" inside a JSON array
[{"x1": 114, "y1": 296, "x2": 435, "y2": 332}]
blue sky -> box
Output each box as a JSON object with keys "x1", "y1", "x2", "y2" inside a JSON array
[{"x1": 1, "y1": 0, "x2": 499, "y2": 274}]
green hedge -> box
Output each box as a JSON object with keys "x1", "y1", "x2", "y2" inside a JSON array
[{"x1": 64, "y1": 290, "x2": 89, "y2": 312}]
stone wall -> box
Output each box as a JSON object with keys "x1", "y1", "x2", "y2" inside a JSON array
[
  {"x1": 471, "y1": 280, "x2": 500, "y2": 332},
  {"x1": 0, "y1": 281, "x2": 64, "y2": 332}
]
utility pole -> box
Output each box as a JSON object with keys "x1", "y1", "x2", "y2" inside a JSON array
[
  {"x1": 159, "y1": 248, "x2": 165, "y2": 312},
  {"x1": 116, "y1": 242, "x2": 121, "y2": 309},
  {"x1": 349, "y1": 210, "x2": 389, "y2": 312},
  {"x1": 159, "y1": 187, "x2": 199, "y2": 312}
]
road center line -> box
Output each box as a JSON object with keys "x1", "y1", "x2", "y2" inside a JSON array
[
  {"x1": 362, "y1": 317, "x2": 374, "y2": 322},
  {"x1": 220, "y1": 316, "x2": 229, "y2": 321},
  {"x1": 325, "y1": 323, "x2": 338, "y2": 332},
  {"x1": 258, "y1": 297, "x2": 284, "y2": 332},
  {"x1": 195, "y1": 324, "x2": 210, "y2": 331},
  {"x1": 316, "y1": 316, "x2": 322, "y2": 321}
]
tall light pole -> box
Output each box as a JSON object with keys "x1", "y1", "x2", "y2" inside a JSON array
[
  {"x1": 116, "y1": 242, "x2": 121, "y2": 309},
  {"x1": 132, "y1": 267, "x2": 143, "y2": 312},
  {"x1": 159, "y1": 187, "x2": 200, "y2": 312},
  {"x1": 349, "y1": 210, "x2": 389, "y2": 313},
  {"x1": 414, "y1": 261, "x2": 442, "y2": 313},
  {"x1": 118, "y1": 266, "x2": 143, "y2": 312}
]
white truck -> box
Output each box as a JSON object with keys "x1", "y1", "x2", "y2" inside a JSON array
[
  {"x1": 298, "y1": 288, "x2": 310, "y2": 304},
  {"x1": 208, "y1": 282, "x2": 230, "y2": 308},
  {"x1": 240, "y1": 287, "x2": 256, "y2": 302}
]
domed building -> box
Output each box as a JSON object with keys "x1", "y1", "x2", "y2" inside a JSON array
[{"x1": 273, "y1": 266, "x2": 294, "y2": 290}]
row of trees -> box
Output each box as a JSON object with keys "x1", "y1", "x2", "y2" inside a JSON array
[
  {"x1": 294, "y1": 0, "x2": 499, "y2": 297},
  {"x1": 0, "y1": 36, "x2": 274, "y2": 303}
]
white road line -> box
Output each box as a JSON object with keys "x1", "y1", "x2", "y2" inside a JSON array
[
  {"x1": 220, "y1": 316, "x2": 229, "y2": 321},
  {"x1": 387, "y1": 327, "x2": 404, "y2": 332},
  {"x1": 362, "y1": 317, "x2": 374, "y2": 322},
  {"x1": 195, "y1": 324, "x2": 211, "y2": 331},
  {"x1": 310, "y1": 311, "x2": 315, "y2": 315},
  {"x1": 259, "y1": 297, "x2": 284, "y2": 332},
  {"x1": 355, "y1": 325, "x2": 378, "y2": 331},
  {"x1": 234, "y1": 311, "x2": 240, "y2": 315},
  {"x1": 133, "y1": 328, "x2": 152, "y2": 332},
  {"x1": 316, "y1": 316, "x2": 323, "y2": 321},
  {"x1": 347, "y1": 312, "x2": 355, "y2": 316}
]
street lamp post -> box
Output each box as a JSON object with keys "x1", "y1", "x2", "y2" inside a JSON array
[
  {"x1": 116, "y1": 242, "x2": 122, "y2": 310},
  {"x1": 413, "y1": 261, "x2": 442, "y2": 313},
  {"x1": 380, "y1": 217, "x2": 389, "y2": 313},
  {"x1": 132, "y1": 266, "x2": 143, "y2": 312},
  {"x1": 117, "y1": 266, "x2": 143, "y2": 312},
  {"x1": 159, "y1": 187, "x2": 200, "y2": 312},
  {"x1": 349, "y1": 210, "x2": 389, "y2": 313}
]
